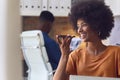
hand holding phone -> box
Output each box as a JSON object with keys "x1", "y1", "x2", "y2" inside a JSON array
[
  {"x1": 56, "y1": 34, "x2": 75, "y2": 56},
  {"x1": 56, "y1": 34, "x2": 75, "y2": 44}
]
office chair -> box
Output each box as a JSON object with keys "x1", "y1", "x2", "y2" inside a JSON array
[{"x1": 21, "y1": 30, "x2": 53, "y2": 80}]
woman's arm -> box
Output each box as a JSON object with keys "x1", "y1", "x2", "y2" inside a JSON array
[
  {"x1": 53, "y1": 35, "x2": 74, "y2": 80},
  {"x1": 53, "y1": 55, "x2": 69, "y2": 80}
]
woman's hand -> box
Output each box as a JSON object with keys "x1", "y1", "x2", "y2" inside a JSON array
[{"x1": 56, "y1": 34, "x2": 74, "y2": 56}]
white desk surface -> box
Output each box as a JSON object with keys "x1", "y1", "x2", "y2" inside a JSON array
[{"x1": 70, "y1": 75, "x2": 120, "y2": 80}]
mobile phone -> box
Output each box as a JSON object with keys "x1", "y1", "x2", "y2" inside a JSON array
[
  {"x1": 57, "y1": 35, "x2": 75, "y2": 43},
  {"x1": 58, "y1": 35, "x2": 75, "y2": 39},
  {"x1": 58, "y1": 35, "x2": 67, "y2": 39}
]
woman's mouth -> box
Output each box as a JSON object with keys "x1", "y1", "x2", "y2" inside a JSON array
[{"x1": 80, "y1": 33, "x2": 87, "y2": 39}]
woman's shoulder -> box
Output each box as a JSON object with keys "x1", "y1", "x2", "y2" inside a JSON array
[
  {"x1": 107, "y1": 45, "x2": 120, "y2": 50},
  {"x1": 105, "y1": 45, "x2": 120, "y2": 56}
]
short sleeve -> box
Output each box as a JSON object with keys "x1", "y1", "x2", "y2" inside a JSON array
[{"x1": 66, "y1": 53, "x2": 77, "y2": 75}]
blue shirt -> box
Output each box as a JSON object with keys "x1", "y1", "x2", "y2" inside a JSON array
[{"x1": 42, "y1": 32, "x2": 61, "y2": 70}]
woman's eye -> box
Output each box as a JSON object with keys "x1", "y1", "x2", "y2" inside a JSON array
[{"x1": 82, "y1": 23, "x2": 88, "y2": 27}]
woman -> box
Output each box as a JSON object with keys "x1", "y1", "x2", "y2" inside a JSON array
[{"x1": 53, "y1": 0, "x2": 120, "y2": 80}]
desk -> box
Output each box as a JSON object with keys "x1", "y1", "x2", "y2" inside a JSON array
[{"x1": 70, "y1": 75, "x2": 120, "y2": 80}]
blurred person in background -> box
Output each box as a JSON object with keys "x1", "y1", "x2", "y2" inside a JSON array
[{"x1": 23, "y1": 11, "x2": 61, "y2": 80}]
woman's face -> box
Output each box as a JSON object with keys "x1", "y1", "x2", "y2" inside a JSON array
[{"x1": 77, "y1": 19, "x2": 99, "y2": 42}]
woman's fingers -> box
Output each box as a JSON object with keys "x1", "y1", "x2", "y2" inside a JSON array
[
  {"x1": 56, "y1": 35, "x2": 62, "y2": 44},
  {"x1": 56, "y1": 34, "x2": 75, "y2": 46},
  {"x1": 56, "y1": 34, "x2": 75, "y2": 55}
]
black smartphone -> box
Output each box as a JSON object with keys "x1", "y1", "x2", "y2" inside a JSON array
[
  {"x1": 58, "y1": 35, "x2": 67, "y2": 39},
  {"x1": 57, "y1": 35, "x2": 75, "y2": 40}
]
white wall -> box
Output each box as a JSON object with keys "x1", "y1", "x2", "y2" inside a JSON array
[
  {"x1": 105, "y1": 0, "x2": 120, "y2": 16},
  {"x1": 109, "y1": 16, "x2": 120, "y2": 45},
  {"x1": 102, "y1": 16, "x2": 120, "y2": 46},
  {"x1": 0, "y1": 0, "x2": 22, "y2": 80},
  {"x1": 20, "y1": 0, "x2": 71, "y2": 16}
]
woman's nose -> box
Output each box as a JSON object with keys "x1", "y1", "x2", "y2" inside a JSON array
[{"x1": 77, "y1": 27, "x2": 82, "y2": 33}]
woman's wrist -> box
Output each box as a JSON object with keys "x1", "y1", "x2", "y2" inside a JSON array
[{"x1": 61, "y1": 54, "x2": 69, "y2": 61}]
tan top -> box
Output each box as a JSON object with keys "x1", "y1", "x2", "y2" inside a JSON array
[{"x1": 66, "y1": 43, "x2": 120, "y2": 78}]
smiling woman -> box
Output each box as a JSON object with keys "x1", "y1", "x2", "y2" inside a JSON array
[{"x1": 53, "y1": 0, "x2": 120, "y2": 80}]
